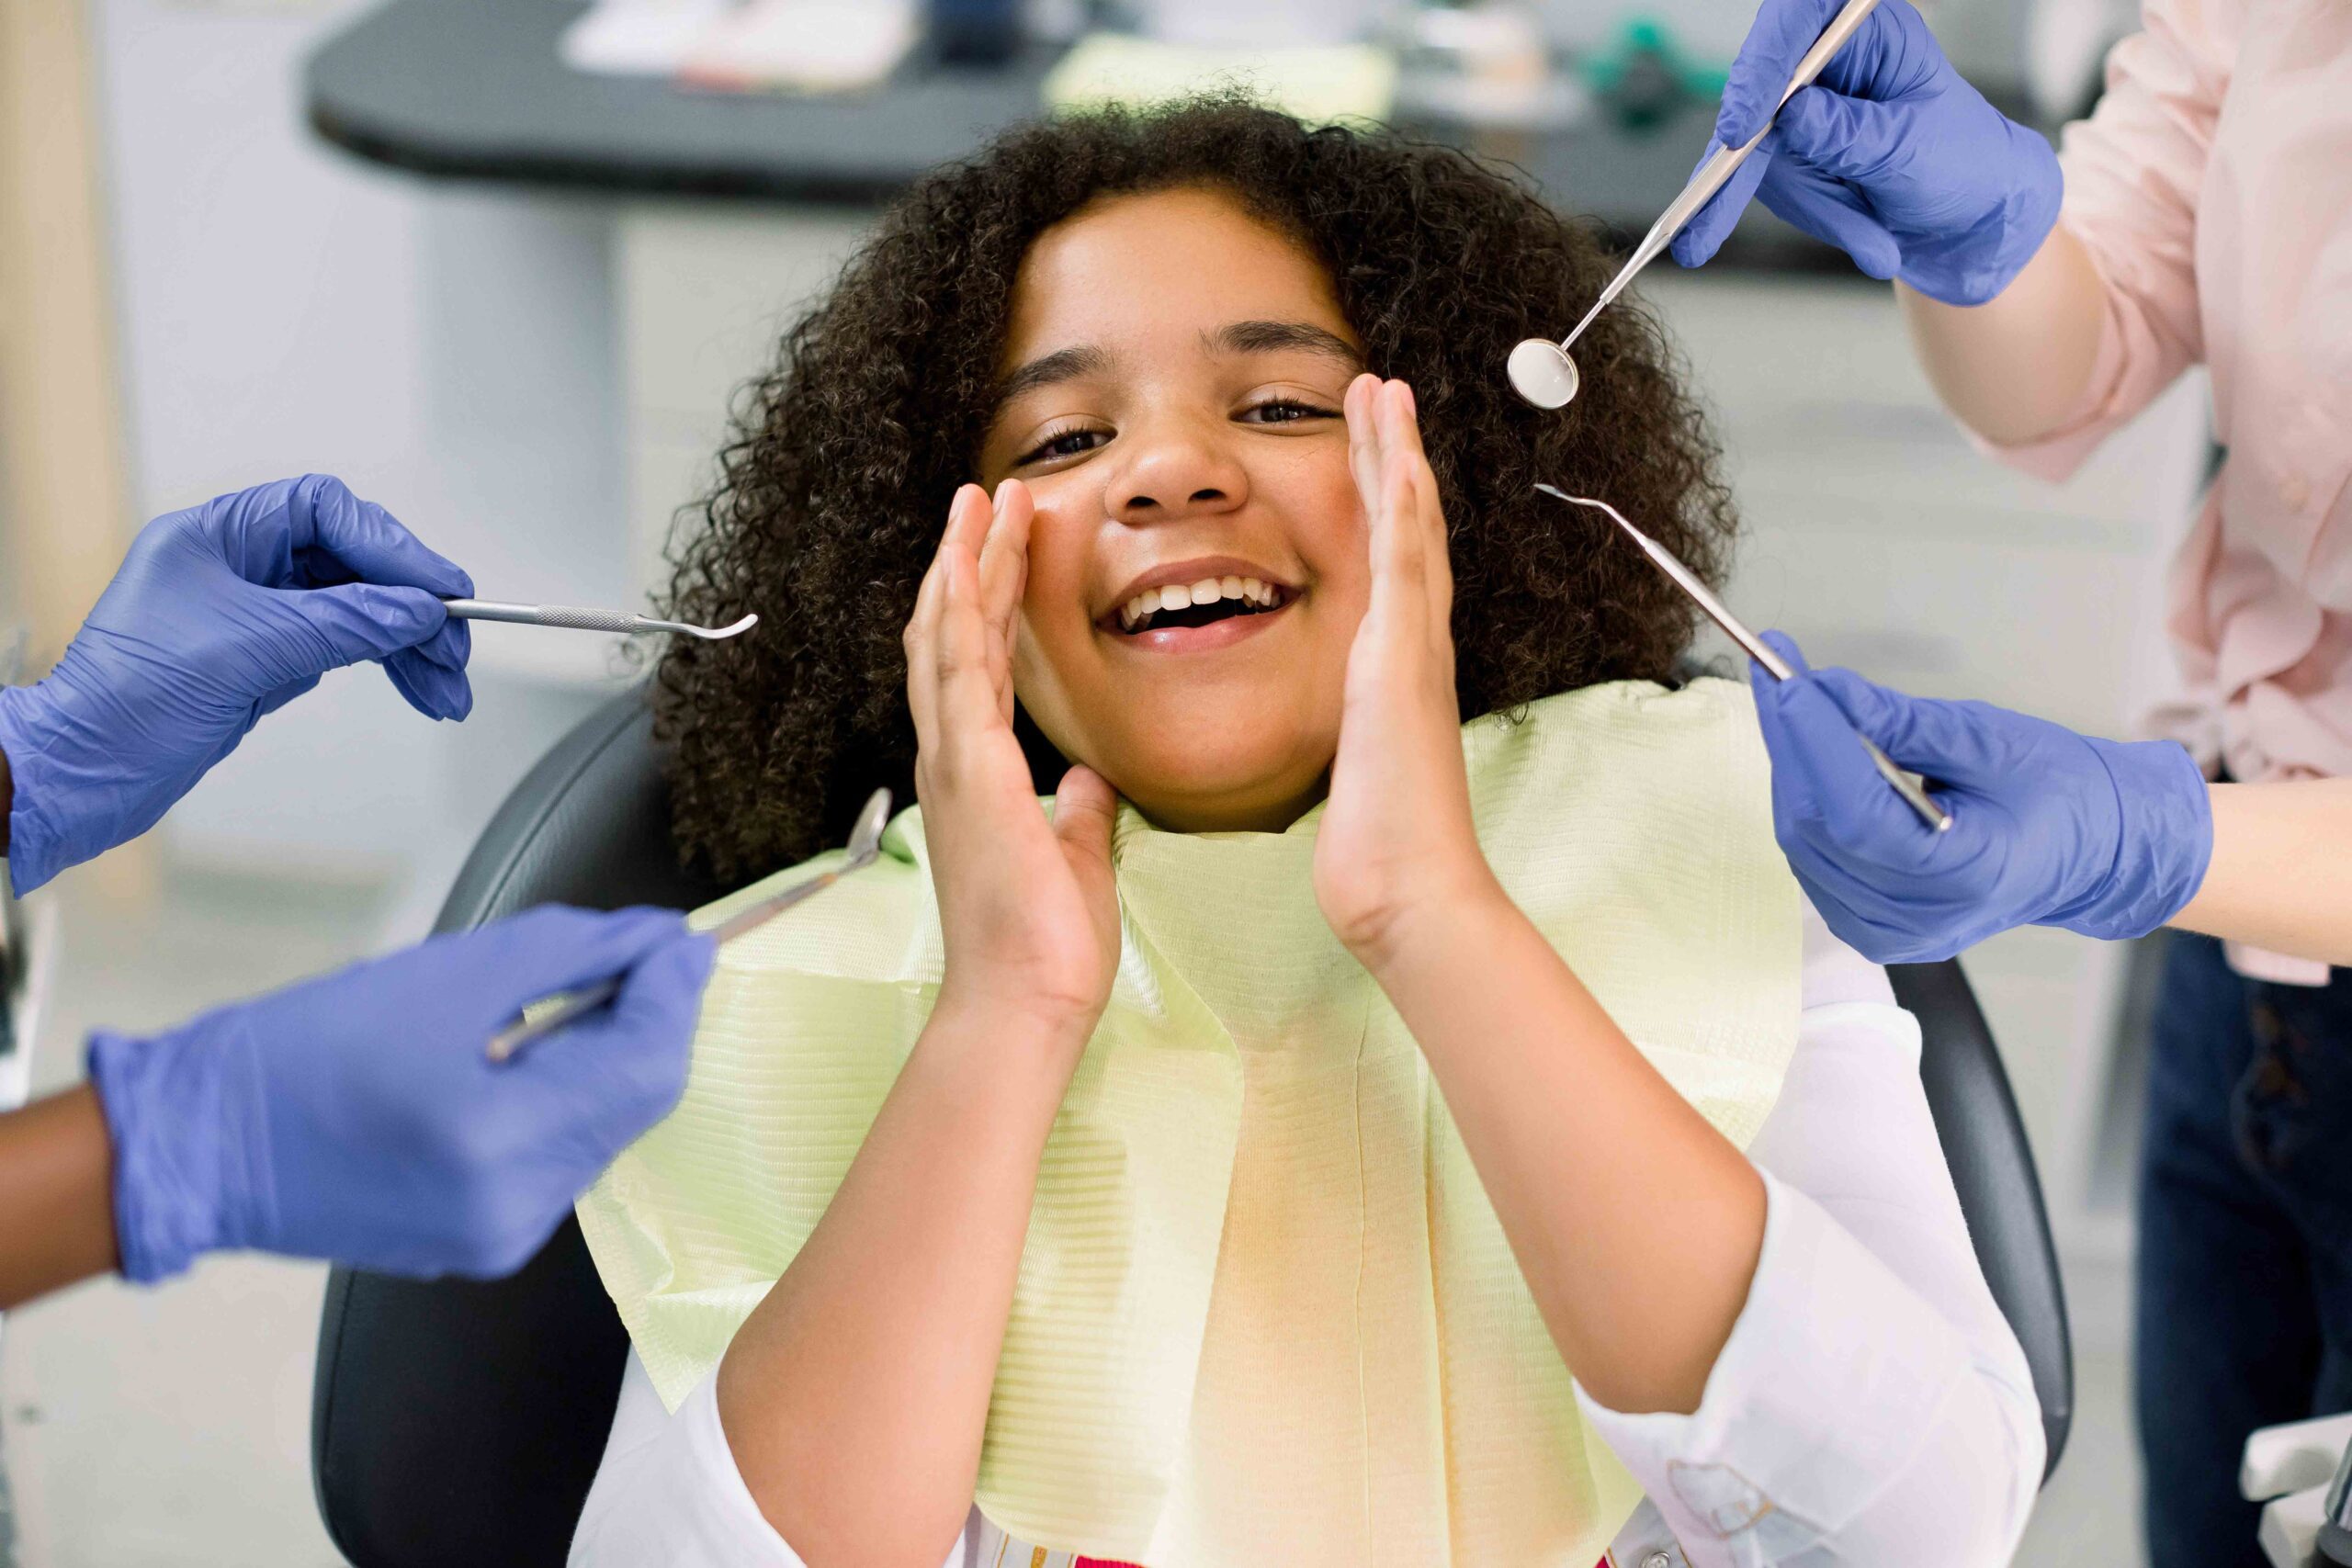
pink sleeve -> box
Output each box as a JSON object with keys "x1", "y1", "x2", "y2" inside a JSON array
[{"x1": 1979, "y1": 0, "x2": 2233, "y2": 481}]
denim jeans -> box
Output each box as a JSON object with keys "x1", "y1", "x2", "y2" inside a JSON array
[{"x1": 2137, "y1": 933, "x2": 2352, "y2": 1567}]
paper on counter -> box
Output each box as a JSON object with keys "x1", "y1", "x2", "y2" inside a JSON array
[
  {"x1": 560, "y1": 0, "x2": 919, "y2": 93},
  {"x1": 560, "y1": 0, "x2": 734, "y2": 77},
  {"x1": 678, "y1": 0, "x2": 919, "y2": 93}
]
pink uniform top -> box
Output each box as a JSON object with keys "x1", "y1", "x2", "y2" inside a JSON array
[{"x1": 1984, "y1": 0, "x2": 2352, "y2": 784}]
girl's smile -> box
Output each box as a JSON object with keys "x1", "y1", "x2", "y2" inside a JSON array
[{"x1": 1100, "y1": 555, "x2": 1298, "y2": 651}]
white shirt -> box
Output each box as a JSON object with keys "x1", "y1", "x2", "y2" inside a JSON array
[{"x1": 570, "y1": 903, "x2": 2045, "y2": 1568}]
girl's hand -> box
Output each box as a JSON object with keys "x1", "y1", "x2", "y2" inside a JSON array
[
  {"x1": 906, "y1": 481, "x2": 1121, "y2": 1040},
  {"x1": 1312, "y1": 377, "x2": 1504, "y2": 967}
]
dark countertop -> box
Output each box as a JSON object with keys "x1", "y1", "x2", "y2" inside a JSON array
[
  {"x1": 305, "y1": 0, "x2": 1847, "y2": 263},
  {"x1": 308, "y1": 0, "x2": 1073, "y2": 206}
]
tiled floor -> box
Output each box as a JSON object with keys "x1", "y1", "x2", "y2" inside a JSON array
[{"x1": 0, "y1": 866, "x2": 2149, "y2": 1566}]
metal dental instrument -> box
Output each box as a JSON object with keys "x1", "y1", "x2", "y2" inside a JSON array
[
  {"x1": 484, "y1": 787, "x2": 894, "y2": 1064},
  {"x1": 1534, "y1": 485, "x2": 1951, "y2": 832},
  {"x1": 1508, "y1": 0, "x2": 1884, "y2": 410},
  {"x1": 442, "y1": 599, "x2": 759, "y2": 641}
]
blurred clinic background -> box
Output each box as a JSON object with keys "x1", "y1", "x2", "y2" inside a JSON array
[{"x1": 0, "y1": 0, "x2": 2198, "y2": 1562}]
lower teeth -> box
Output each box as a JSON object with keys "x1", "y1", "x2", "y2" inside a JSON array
[{"x1": 1133, "y1": 603, "x2": 1268, "y2": 634}]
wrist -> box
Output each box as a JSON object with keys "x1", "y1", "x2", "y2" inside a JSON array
[
  {"x1": 1344, "y1": 864, "x2": 1519, "y2": 979},
  {"x1": 0, "y1": 683, "x2": 62, "y2": 893},
  {"x1": 2053, "y1": 737, "x2": 2215, "y2": 942},
  {"x1": 1900, "y1": 124, "x2": 2064, "y2": 309},
  {"x1": 0, "y1": 1086, "x2": 122, "y2": 1308},
  {"x1": 925, "y1": 982, "x2": 1102, "y2": 1061},
  {"x1": 85, "y1": 1021, "x2": 247, "y2": 1282}
]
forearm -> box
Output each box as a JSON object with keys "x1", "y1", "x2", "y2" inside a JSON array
[
  {"x1": 1897, "y1": 222, "x2": 2108, "y2": 446},
  {"x1": 0, "y1": 1086, "x2": 120, "y2": 1308},
  {"x1": 716, "y1": 1002, "x2": 1086, "y2": 1566},
  {"x1": 1363, "y1": 886, "x2": 1766, "y2": 1416},
  {"x1": 2171, "y1": 780, "x2": 2352, "y2": 965}
]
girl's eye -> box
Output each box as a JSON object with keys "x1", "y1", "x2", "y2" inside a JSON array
[
  {"x1": 1015, "y1": 425, "x2": 1110, "y2": 466},
  {"x1": 1240, "y1": 398, "x2": 1336, "y2": 426}
]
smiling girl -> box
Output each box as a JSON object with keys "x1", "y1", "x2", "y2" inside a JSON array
[{"x1": 569, "y1": 102, "x2": 2043, "y2": 1568}]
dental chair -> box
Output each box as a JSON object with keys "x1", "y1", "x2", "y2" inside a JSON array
[{"x1": 310, "y1": 690, "x2": 2076, "y2": 1568}]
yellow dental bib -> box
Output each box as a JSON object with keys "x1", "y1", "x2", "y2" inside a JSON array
[{"x1": 579, "y1": 678, "x2": 1800, "y2": 1566}]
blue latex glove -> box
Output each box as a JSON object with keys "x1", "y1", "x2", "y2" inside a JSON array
[
  {"x1": 1668, "y1": 0, "x2": 2063, "y2": 305},
  {"x1": 0, "y1": 475, "x2": 474, "y2": 894},
  {"x1": 87, "y1": 906, "x2": 716, "y2": 1281},
  {"x1": 1750, "y1": 632, "x2": 2214, "y2": 963}
]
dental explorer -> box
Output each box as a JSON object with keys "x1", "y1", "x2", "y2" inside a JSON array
[
  {"x1": 441, "y1": 599, "x2": 759, "y2": 641},
  {"x1": 1508, "y1": 0, "x2": 1884, "y2": 410},
  {"x1": 484, "y1": 787, "x2": 894, "y2": 1064},
  {"x1": 1534, "y1": 486, "x2": 1951, "y2": 832}
]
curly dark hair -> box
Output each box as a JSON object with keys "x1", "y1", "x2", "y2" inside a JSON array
[{"x1": 655, "y1": 97, "x2": 1734, "y2": 883}]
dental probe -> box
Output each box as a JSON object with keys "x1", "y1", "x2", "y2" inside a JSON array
[
  {"x1": 1507, "y1": 0, "x2": 1884, "y2": 410},
  {"x1": 1534, "y1": 486, "x2": 1951, "y2": 832},
  {"x1": 485, "y1": 787, "x2": 894, "y2": 1064},
  {"x1": 442, "y1": 599, "x2": 759, "y2": 641}
]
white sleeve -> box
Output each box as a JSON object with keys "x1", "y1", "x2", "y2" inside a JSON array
[
  {"x1": 1577, "y1": 901, "x2": 2046, "y2": 1568},
  {"x1": 568, "y1": 1350, "x2": 977, "y2": 1568}
]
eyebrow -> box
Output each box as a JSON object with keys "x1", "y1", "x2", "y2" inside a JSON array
[
  {"x1": 996, "y1": 344, "x2": 1114, "y2": 404},
  {"x1": 992, "y1": 319, "x2": 1364, "y2": 409},
  {"x1": 1208, "y1": 319, "x2": 1363, "y2": 368}
]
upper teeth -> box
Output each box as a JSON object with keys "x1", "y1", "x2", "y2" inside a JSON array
[{"x1": 1118, "y1": 576, "x2": 1280, "y2": 632}]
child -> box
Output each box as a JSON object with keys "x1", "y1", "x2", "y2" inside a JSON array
[{"x1": 570, "y1": 100, "x2": 2042, "y2": 1568}]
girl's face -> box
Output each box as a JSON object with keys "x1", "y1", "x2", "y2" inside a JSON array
[{"x1": 978, "y1": 186, "x2": 1373, "y2": 833}]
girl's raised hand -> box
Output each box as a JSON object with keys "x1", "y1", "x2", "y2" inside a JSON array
[
  {"x1": 905, "y1": 481, "x2": 1121, "y2": 1043},
  {"x1": 1312, "y1": 377, "x2": 1502, "y2": 966}
]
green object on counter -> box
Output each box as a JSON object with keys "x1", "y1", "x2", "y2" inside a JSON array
[{"x1": 1578, "y1": 17, "x2": 1728, "y2": 131}]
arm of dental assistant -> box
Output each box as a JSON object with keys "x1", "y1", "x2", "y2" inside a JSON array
[
  {"x1": 1749, "y1": 632, "x2": 2352, "y2": 966},
  {"x1": 1672, "y1": 0, "x2": 2219, "y2": 453},
  {"x1": 0, "y1": 474, "x2": 475, "y2": 894},
  {"x1": 0, "y1": 907, "x2": 715, "y2": 1307}
]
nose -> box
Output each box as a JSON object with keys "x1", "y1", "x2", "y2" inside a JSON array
[{"x1": 1102, "y1": 411, "x2": 1249, "y2": 525}]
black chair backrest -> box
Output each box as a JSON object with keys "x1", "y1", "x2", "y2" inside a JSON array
[{"x1": 312, "y1": 693, "x2": 2072, "y2": 1567}]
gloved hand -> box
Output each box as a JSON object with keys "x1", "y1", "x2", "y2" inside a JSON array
[
  {"x1": 0, "y1": 475, "x2": 473, "y2": 894},
  {"x1": 1750, "y1": 632, "x2": 2214, "y2": 963},
  {"x1": 1669, "y1": 0, "x2": 2063, "y2": 306},
  {"x1": 87, "y1": 906, "x2": 716, "y2": 1281}
]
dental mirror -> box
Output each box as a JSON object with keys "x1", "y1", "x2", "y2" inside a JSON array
[{"x1": 1507, "y1": 338, "x2": 1582, "y2": 411}]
